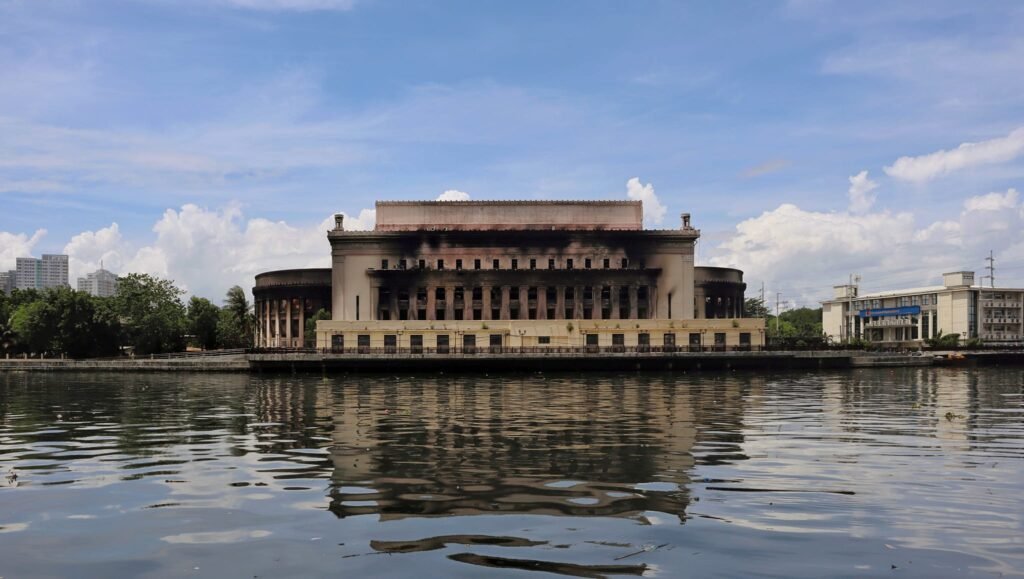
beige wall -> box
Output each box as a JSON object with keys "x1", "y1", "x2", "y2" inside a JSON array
[
  {"x1": 822, "y1": 302, "x2": 844, "y2": 340},
  {"x1": 376, "y1": 201, "x2": 643, "y2": 231},
  {"x1": 316, "y1": 318, "x2": 765, "y2": 349}
]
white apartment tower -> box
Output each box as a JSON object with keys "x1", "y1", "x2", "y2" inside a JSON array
[
  {"x1": 77, "y1": 268, "x2": 120, "y2": 297},
  {"x1": 15, "y1": 254, "x2": 69, "y2": 290}
]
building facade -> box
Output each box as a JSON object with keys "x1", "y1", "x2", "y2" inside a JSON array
[
  {"x1": 0, "y1": 271, "x2": 13, "y2": 295},
  {"x1": 822, "y1": 271, "x2": 1023, "y2": 346},
  {"x1": 694, "y1": 266, "x2": 746, "y2": 319},
  {"x1": 311, "y1": 200, "x2": 763, "y2": 351},
  {"x1": 76, "y1": 268, "x2": 119, "y2": 297},
  {"x1": 14, "y1": 254, "x2": 68, "y2": 291},
  {"x1": 253, "y1": 268, "x2": 332, "y2": 348}
]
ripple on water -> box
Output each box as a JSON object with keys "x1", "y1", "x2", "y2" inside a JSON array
[{"x1": 0, "y1": 368, "x2": 1021, "y2": 578}]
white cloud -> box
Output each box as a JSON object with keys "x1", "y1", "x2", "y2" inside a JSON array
[
  {"x1": 342, "y1": 208, "x2": 376, "y2": 230},
  {"x1": 625, "y1": 177, "x2": 666, "y2": 227},
  {"x1": 847, "y1": 170, "x2": 878, "y2": 213},
  {"x1": 884, "y1": 127, "x2": 1024, "y2": 182},
  {"x1": 436, "y1": 189, "x2": 471, "y2": 201},
  {"x1": 963, "y1": 188, "x2": 1019, "y2": 212},
  {"x1": 0, "y1": 229, "x2": 46, "y2": 272},
  {"x1": 709, "y1": 190, "x2": 1024, "y2": 305},
  {"x1": 56, "y1": 203, "x2": 375, "y2": 301},
  {"x1": 63, "y1": 223, "x2": 130, "y2": 283}
]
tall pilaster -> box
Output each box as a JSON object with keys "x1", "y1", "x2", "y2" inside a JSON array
[
  {"x1": 500, "y1": 285, "x2": 511, "y2": 320},
  {"x1": 482, "y1": 285, "x2": 492, "y2": 320}
]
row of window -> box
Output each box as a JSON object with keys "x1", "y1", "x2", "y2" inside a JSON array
[
  {"x1": 379, "y1": 285, "x2": 650, "y2": 301},
  {"x1": 380, "y1": 257, "x2": 645, "y2": 271},
  {"x1": 331, "y1": 331, "x2": 751, "y2": 350},
  {"x1": 853, "y1": 294, "x2": 939, "y2": 309}
]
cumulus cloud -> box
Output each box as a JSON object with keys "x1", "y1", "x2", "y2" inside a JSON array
[
  {"x1": 436, "y1": 189, "x2": 471, "y2": 201},
  {"x1": 884, "y1": 127, "x2": 1024, "y2": 182},
  {"x1": 710, "y1": 190, "x2": 1024, "y2": 305},
  {"x1": 55, "y1": 204, "x2": 376, "y2": 300},
  {"x1": 0, "y1": 229, "x2": 47, "y2": 271},
  {"x1": 963, "y1": 188, "x2": 1018, "y2": 212},
  {"x1": 63, "y1": 223, "x2": 131, "y2": 283},
  {"x1": 847, "y1": 170, "x2": 878, "y2": 213},
  {"x1": 626, "y1": 177, "x2": 666, "y2": 227}
]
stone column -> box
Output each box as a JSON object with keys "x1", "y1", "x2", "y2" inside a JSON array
[
  {"x1": 261, "y1": 301, "x2": 269, "y2": 347},
  {"x1": 572, "y1": 285, "x2": 583, "y2": 319},
  {"x1": 610, "y1": 285, "x2": 620, "y2": 319},
  {"x1": 629, "y1": 285, "x2": 639, "y2": 320},
  {"x1": 556, "y1": 285, "x2": 566, "y2": 319},
  {"x1": 409, "y1": 286, "x2": 419, "y2": 320},
  {"x1": 298, "y1": 301, "x2": 305, "y2": 347},
  {"x1": 537, "y1": 285, "x2": 547, "y2": 319},
  {"x1": 390, "y1": 287, "x2": 399, "y2": 321},
  {"x1": 426, "y1": 285, "x2": 436, "y2": 321},
  {"x1": 500, "y1": 285, "x2": 511, "y2": 320},
  {"x1": 518, "y1": 286, "x2": 529, "y2": 320},
  {"x1": 464, "y1": 287, "x2": 473, "y2": 320},
  {"x1": 482, "y1": 285, "x2": 492, "y2": 320},
  {"x1": 272, "y1": 301, "x2": 280, "y2": 346},
  {"x1": 649, "y1": 286, "x2": 657, "y2": 319},
  {"x1": 285, "y1": 298, "x2": 292, "y2": 345},
  {"x1": 445, "y1": 286, "x2": 455, "y2": 320}
]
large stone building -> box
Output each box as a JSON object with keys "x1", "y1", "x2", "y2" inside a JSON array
[
  {"x1": 822, "y1": 271, "x2": 1023, "y2": 346},
  {"x1": 250, "y1": 200, "x2": 763, "y2": 351}
]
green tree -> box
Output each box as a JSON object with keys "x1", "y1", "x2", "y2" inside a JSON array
[
  {"x1": 10, "y1": 300, "x2": 53, "y2": 354},
  {"x1": 7, "y1": 288, "x2": 119, "y2": 357},
  {"x1": 218, "y1": 285, "x2": 254, "y2": 348},
  {"x1": 744, "y1": 297, "x2": 771, "y2": 318},
  {"x1": 115, "y1": 274, "x2": 187, "y2": 355},
  {"x1": 187, "y1": 296, "x2": 220, "y2": 350},
  {"x1": 304, "y1": 308, "x2": 331, "y2": 347}
]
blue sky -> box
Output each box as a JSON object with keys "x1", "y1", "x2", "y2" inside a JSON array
[{"x1": 2, "y1": 0, "x2": 1023, "y2": 305}]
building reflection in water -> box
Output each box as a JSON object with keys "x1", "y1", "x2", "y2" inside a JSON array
[{"x1": 301, "y1": 373, "x2": 764, "y2": 524}]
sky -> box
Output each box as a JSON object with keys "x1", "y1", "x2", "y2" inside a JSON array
[{"x1": 2, "y1": 0, "x2": 1024, "y2": 309}]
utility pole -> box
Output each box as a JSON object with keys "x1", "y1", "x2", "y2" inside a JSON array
[
  {"x1": 775, "y1": 292, "x2": 781, "y2": 334},
  {"x1": 983, "y1": 250, "x2": 995, "y2": 288}
]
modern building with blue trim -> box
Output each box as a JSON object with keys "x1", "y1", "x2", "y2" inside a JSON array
[{"x1": 822, "y1": 271, "x2": 1023, "y2": 346}]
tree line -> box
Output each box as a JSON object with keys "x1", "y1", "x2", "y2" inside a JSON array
[
  {"x1": 0, "y1": 274, "x2": 255, "y2": 358},
  {"x1": 744, "y1": 297, "x2": 823, "y2": 337}
]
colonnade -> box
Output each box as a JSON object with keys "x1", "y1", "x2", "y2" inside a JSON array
[
  {"x1": 255, "y1": 298, "x2": 306, "y2": 348},
  {"x1": 374, "y1": 283, "x2": 655, "y2": 321}
]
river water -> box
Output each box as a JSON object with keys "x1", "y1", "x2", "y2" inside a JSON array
[{"x1": 1, "y1": 368, "x2": 1022, "y2": 578}]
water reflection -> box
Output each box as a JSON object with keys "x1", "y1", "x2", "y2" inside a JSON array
[
  {"x1": 323, "y1": 374, "x2": 756, "y2": 525},
  {"x1": 0, "y1": 369, "x2": 1022, "y2": 578}
]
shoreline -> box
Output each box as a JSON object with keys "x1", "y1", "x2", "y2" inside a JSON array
[{"x1": 2, "y1": 350, "x2": 1021, "y2": 373}]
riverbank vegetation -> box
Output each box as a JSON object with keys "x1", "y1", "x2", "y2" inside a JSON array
[{"x1": 0, "y1": 274, "x2": 254, "y2": 358}]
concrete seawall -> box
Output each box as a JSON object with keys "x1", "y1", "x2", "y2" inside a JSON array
[
  {"x1": 0, "y1": 357, "x2": 250, "y2": 372},
  {"x1": 2, "y1": 351, "x2": 1020, "y2": 373}
]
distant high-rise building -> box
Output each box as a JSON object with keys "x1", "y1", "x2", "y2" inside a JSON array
[
  {"x1": 77, "y1": 268, "x2": 119, "y2": 297},
  {"x1": 15, "y1": 254, "x2": 69, "y2": 290},
  {"x1": 0, "y1": 270, "x2": 14, "y2": 294}
]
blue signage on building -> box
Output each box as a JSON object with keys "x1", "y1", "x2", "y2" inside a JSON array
[{"x1": 858, "y1": 306, "x2": 921, "y2": 318}]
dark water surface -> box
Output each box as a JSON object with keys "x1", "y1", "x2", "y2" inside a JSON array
[{"x1": 1, "y1": 368, "x2": 1023, "y2": 578}]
